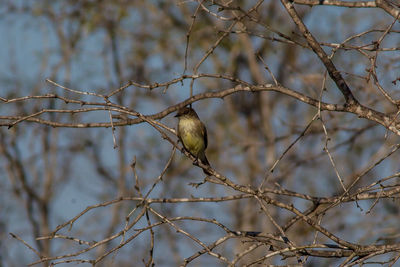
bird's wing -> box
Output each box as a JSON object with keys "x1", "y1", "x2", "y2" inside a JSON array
[
  {"x1": 201, "y1": 122, "x2": 208, "y2": 149},
  {"x1": 177, "y1": 126, "x2": 184, "y2": 147}
]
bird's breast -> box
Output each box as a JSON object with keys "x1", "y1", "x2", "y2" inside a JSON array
[{"x1": 178, "y1": 118, "x2": 205, "y2": 156}]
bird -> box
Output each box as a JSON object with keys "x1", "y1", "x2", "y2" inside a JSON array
[{"x1": 175, "y1": 106, "x2": 211, "y2": 175}]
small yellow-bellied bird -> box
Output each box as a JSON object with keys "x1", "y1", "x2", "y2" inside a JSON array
[{"x1": 175, "y1": 107, "x2": 211, "y2": 175}]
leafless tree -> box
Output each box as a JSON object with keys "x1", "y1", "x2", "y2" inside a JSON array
[{"x1": 1, "y1": 0, "x2": 400, "y2": 266}]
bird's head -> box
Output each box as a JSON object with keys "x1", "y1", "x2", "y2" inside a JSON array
[{"x1": 174, "y1": 107, "x2": 198, "y2": 119}]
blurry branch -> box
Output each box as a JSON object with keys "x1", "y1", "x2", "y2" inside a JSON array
[
  {"x1": 226, "y1": 28, "x2": 400, "y2": 52},
  {"x1": 293, "y1": 0, "x2": 375, "y2": 8},
  {"x1": 293, "y1": 0, "x2": 400, "y2": 19},
  {"x1": 1, "y1": 129, "x2": 50, "y2": 256},
  {"x1": 189, "y1": 0, "x2": 264, "y2": 97},
  {"x1": 183, "y1": 1, "x2": 202, "y2": 74},
  {"x1": 367, "y1": 14, "x2": 400, "y2": 106}
]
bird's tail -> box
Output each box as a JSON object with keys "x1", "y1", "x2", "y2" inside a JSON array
[{"x1": 199, "y1": 152, "x2": 211, "y2": 175}]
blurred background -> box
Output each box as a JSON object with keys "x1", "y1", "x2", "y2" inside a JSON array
[{"x1": 1, "y1": 0, "x2": 400, "y2": 266}]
